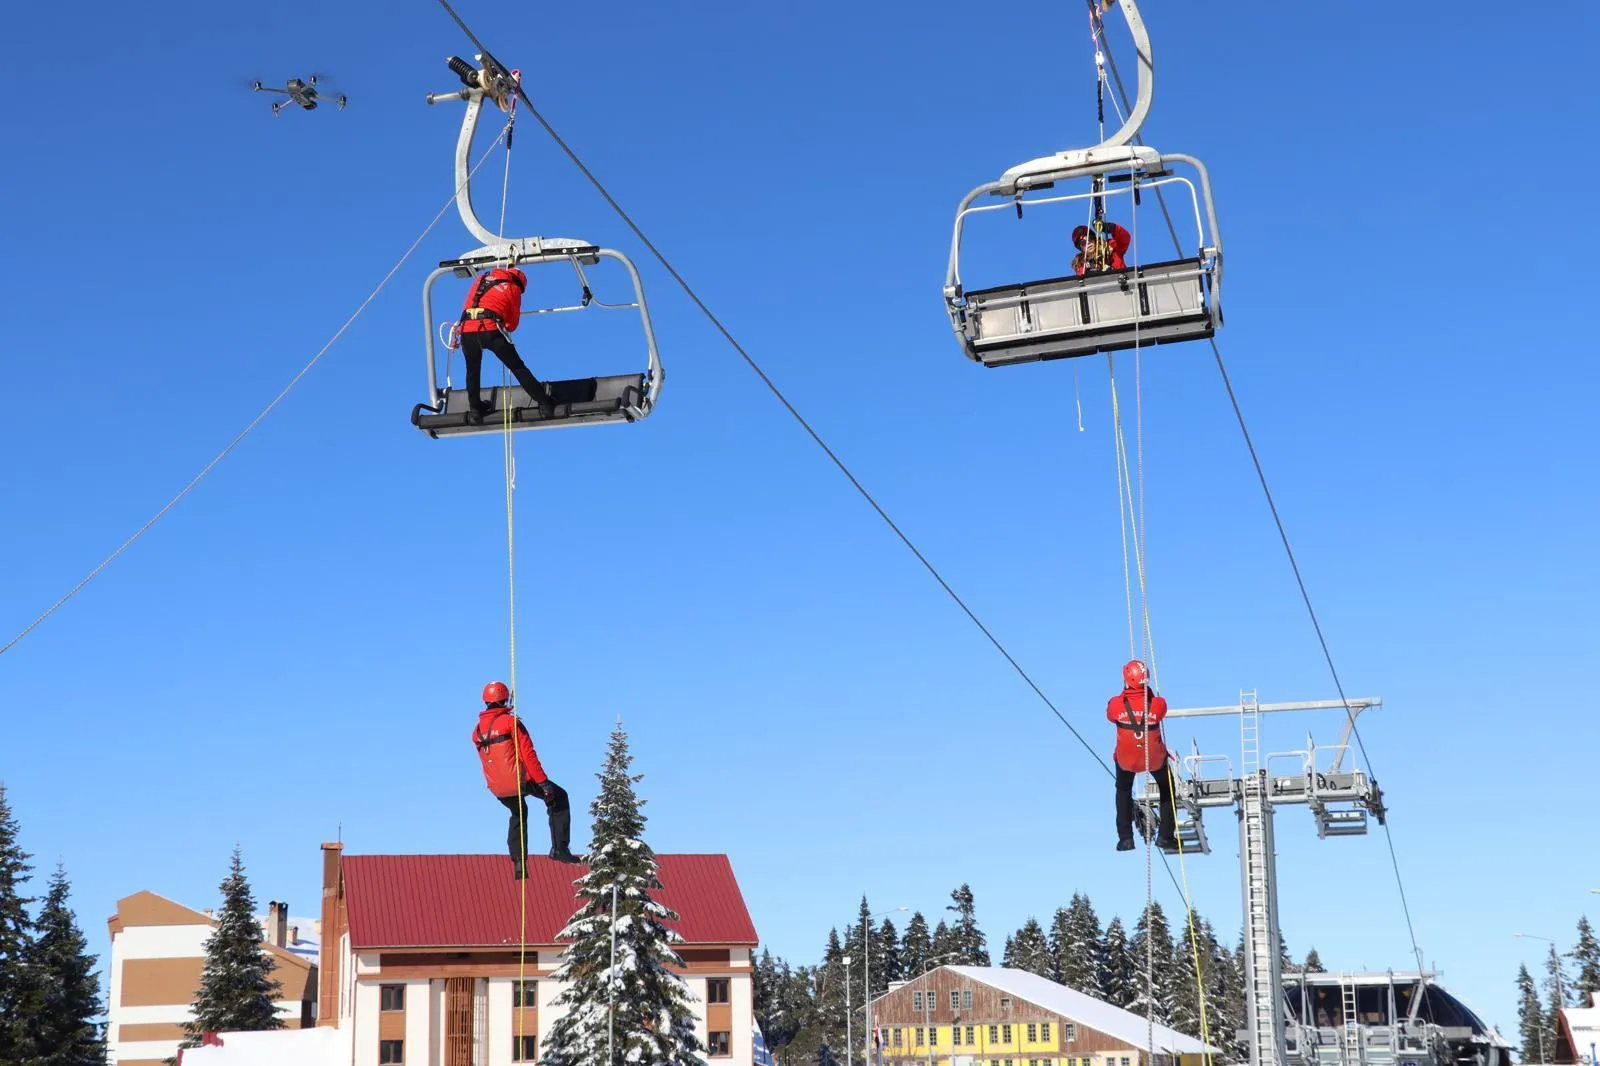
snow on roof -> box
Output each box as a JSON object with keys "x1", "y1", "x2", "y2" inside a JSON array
[
  {"x1": 256, "y1": 915, "x2": 319, "y2": 962},
  {"x1": 178, "y1": 1026, "x2": 349, "y2": 1066},
  {"x1": 1563, "y1": 1002, "x2": 1600, "y2": 1038},
  {"x1": 946, "y1": 966, "x2": 1218, "y2": 1055}
]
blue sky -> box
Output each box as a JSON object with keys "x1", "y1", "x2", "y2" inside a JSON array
[{"x1": 3, "y1": 0, "x2": 1598, "y2": 1040}]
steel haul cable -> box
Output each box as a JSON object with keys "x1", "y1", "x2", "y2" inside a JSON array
[
  {"x1": 1096, "y1": 18, "x2": 1426, "y2": 972},
  {"x1": 0, "y1": 121, "x2": 515, "y2": 659}
]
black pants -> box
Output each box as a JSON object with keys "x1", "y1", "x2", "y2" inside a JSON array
[
  {"x1": 1116, "y1": 763, "x2": 1176, "y2": 842},
  {"x1": 498, "y1": 782, "x2": 571, "y2": 861},
  {"x1": 461, "y1": 331, "x2": 547, "y2": 412}
]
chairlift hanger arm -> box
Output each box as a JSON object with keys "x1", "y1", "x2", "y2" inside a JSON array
[{"x1": 1094, "y1": 0, "x2": 1153, "y2": 153}]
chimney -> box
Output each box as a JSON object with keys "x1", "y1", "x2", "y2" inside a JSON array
[
  {"x1": 318, "y1": 843, "x2": 344, "y2": 1028},
  {"x1": 289, "y1": 925, "x2": 299, "y2": 946},
  {"x1": 265, "y1": 901, "x2": 287, "y2": 947}
]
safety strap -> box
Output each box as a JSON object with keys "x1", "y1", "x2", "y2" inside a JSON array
[
  {"x1": 459, "y1": 273, "x2": 523, "y2": 327},
  {"x1": 473, "y1": 723, "x2": 515, "y2": 750},
  {"x1": 1116, "y1": 689, "x2": 1158, "y2": 736}
]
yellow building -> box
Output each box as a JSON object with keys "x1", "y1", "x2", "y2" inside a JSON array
[{"x1": 869, "y1": 966, "x2": 1215, "y2": 1066}]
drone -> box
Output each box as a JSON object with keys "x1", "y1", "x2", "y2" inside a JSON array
[{"x1": 252, "y1": 75, "x2": 347, "y2": 117}]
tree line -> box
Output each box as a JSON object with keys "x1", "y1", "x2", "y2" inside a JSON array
[
  {"x1": 754, "y1": 885, "x2": 1328, "y2": 1066},
  {"x1": 1514, "y1": 917, "x2": 1600, "y2": 1064},
  {"x1": 0, "y1": 782, "x2": 106, "y2": 1066}
]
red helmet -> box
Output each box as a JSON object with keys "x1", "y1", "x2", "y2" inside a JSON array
[
  {"x1": 504, "y1": 267, "x2": 527, "y2": 290},
  {"x1": 482, "y1": 681, "x2": 510, "y2": 705},
  {"x1": 1122, "y1": 659, "x2": 1149, "y2": 688}
]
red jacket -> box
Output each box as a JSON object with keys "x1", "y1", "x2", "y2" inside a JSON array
[
  {"x1": 1106, "y1": 684, "x2": 1169, "y2": 773},
  {"x1": 1071, "y1": 223, "x2": 1132, "y2": 275},
  {"x1": 459, "y1": 268, "x2": 525, "y2": 334},
  {"x1": 472, "y1": 708, "x2": 548, "y2": 797}
]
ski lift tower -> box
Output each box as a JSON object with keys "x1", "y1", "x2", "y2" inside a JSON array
[{"x1": 1135, "y1": 691, "x2": 1388, "y2": 1066}]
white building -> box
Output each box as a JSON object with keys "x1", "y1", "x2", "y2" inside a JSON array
[{"x1": 107, "y1": 891, "x2": 318, "y2": 1066}]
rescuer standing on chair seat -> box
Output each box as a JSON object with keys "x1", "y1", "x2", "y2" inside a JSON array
[
  {"x1": 459, "y1": 267, "x2": 553, "y2": 423},
  {"x1": 1108, "y1": 658, "x2": 1179, "y2": 853},
  {"x1": 472, "y1": 681, "x2": 581, "y2": 877}
]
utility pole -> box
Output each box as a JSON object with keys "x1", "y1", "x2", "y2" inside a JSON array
[
  {"x1": 846, "y1": 956, "x2": 855, "y2": 1066},
  {"x1": 1134, "y1": 692, "x2": 1388, "y2": 1066}
]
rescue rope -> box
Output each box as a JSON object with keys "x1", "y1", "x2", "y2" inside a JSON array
[
  {"x1": 0, "y1": 123, "x2": 513, "y2": 660},
  {"x1": 1095, "y1": 21, "x2": 1427, "y2": 973}
]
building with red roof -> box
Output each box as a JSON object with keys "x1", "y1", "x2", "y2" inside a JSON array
[{"x1": 312, "y1": 842, "x2": 761, "y2": 1066}]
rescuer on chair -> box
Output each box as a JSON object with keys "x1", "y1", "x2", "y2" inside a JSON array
[
  {"x1": 472, "y1": 681, "x2": 581, "y2": 878},
  {"x1": 1072, "y1": 222, "x2": 1132, "y2": 276},
  {"x1": 1107, "y1": 659, "x2": 1179, "y2": 853},
  {"x1": 459, "y1": 267, "x2": 554, "y2": 423}
]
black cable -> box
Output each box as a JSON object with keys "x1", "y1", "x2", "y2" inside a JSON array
[
  {"x1": 432, "y1": 0, "x2": 1117, "y2": 777},
  {"x1": 1099, "y1": 24, "x2": 1426, "y2": 971}
]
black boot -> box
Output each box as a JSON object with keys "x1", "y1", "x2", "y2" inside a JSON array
[
  {"x1": 548, "y1": 805, "x2": 581, "y2": 863},
  {"x1": 1116, "y1": 837, "x2": 1135, "y2": 852},
  {"x1": 511, "y1": 855, "x2": 527, "y2": 880}
]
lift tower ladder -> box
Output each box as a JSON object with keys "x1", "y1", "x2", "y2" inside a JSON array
[{"x1": 1134, "y1": 693, "x2": 1388, "y2": 1066}]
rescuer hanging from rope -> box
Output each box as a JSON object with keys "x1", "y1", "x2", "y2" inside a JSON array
[
  {"x1": 1072, "y1": 221, "x2": 1132, "y2": 275},
  {"x1": 458, "y1": 267, "x2": 555, "y2": 423},
  {"x1": 472, "y1": 681, "x2": 582, "y2": 876},
  {"x1": 1107, "y1": 659, "x2": 1178, "y2": 852}
]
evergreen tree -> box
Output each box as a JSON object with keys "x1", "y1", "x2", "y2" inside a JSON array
[
  {"x1": 180, "y1": 847, "x2": 284, "y2": 1051},
  {"x1": 1100, "y1": 918, "x2": 1135, "y2": 1008},
  {"x1": 1170, "y1": 911, "x2": 1211, "y2": 1039},
  {"x1": 539, "y1": 724, "x2": 703, "y2": 1066},
  {"x1": 757, "y1": 950, "x2": 809, "y2": 1060},
  {"x1": 901, "y1": 913, "x2": 933, "y2": 978},
  {"x1": 1054, "y1": 895, "x2": 1104, "y2": 996},
  {"x1": 1128, "y1": 902, "x2": 1177, "y2": 1025},
  {"x1": 0, "y1": 783, "x2": 37, "y2": 1065},
  {"x1": 813, "y1": 930, "x2": 848, "y2": 1066},
  {"x1": 1303, "y1": 949, "x2": 1326, "y2": 974},
  {"x1": 1005, "y1": 919, "x2": 1053, "y2": 979},
  {"x1": 21, "y1": 865, "x2": 105, "y2": 1066},
  {"x1": 1543, "y1": 944, "x2": 1570, "y2": 1045},
  {"x1": 945, "y1": 885, "x2": 990, "y2": 966},
  {"x1": 1516, "y1": 964, "x2": 1548, "y2": 1063},
  {"x1": 930, "y1": 920, "x2": 956, "y2": 965},
  {"x1": 1570, "y1": 917, "x2": 1600, "y2": 1007},
  {"x1": 872, "y1": 918, "x2": 902, "y2": 994},
  {"x1": 1206, "y1": 929, "x2": 1247, "y2": 1063}
]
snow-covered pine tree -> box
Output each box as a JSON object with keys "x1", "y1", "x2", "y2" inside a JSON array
[
  {"x1": 1571, "y1": 917, "x2": 1600, "y2": 1007},
  {"x1": 1006, "y1": 919, "x2": 1052, "y2": 979},
  {"x1": 1204, "y1": 926, "x2": 1247, "y2": 1063},
  {"x1": 815, "y1": 929, "x2": 848, "y2": 1061},
  {"x1": 1170, "y1": 911, "x2": 1210, "y2": 1040},
  {"x1": 1053, "y1": 895, "x2": 1104, "y2": 996},
  {"x1": 930, "y1": 920, "x2": 956, "y2": 964},
  {"x1": 946, "y1": 885, "x2": 990, "y2": 965},
  {"x1": 21, "y1": 865, "x2": 105, "y2": 1066},
  {"x1": 0, "y1": 783, "x2": 37, "y2": 1064},
  {"x1": 180, "y1": 847, "x2": 284, "y2": 1051},
  {"x1": 901, "y1": 914, "x2": 933, "y2": 978},
  {"x1": 539, "y1": 724, "x2": 704, "y2": 1066},
  {"x1": 1100, "y1": 918, "x2": 1135, "y2": 1008},
  {"x1": 1516, "y1": 964, "x2": 1548, "y2": 1063},
  {"x1": 1543, "y1": 944, "x2": 1571, "y2": 1043},
  {"x1": 873, "y1": 918, "x2": 902, "y2": 994},
  {"x1": 1127, "y1": 902, "x2": 1177, "y2": 1025},
  {"x1": 1303, "y1": 949, "x2": 1326, "y2": 974}
]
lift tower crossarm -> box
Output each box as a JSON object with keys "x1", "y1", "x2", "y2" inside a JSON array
[{"x1": 1165, "y1": 698, "x2": 1381, "y2": 774}]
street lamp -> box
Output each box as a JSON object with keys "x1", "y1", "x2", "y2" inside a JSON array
[
  {"x1": 845, "y1": 956, "x2": 855, "y2": 1066},
  {"x1": 922, "y1": 953, "x2": 961, "y2": 1066},
  {"x1": 863, "y1": 906, "x2": 908, "y2": 1066},
  {"x1": 1516, "y1": 933, "x2": 1568, "y2": 1008}
]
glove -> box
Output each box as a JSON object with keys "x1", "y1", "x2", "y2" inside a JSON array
[{"x1": 526, "y1": 779, "x2": 549, "y2": 800}]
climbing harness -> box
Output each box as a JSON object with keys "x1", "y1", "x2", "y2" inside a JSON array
[{"x1": 411, "y1": 53, "x2": 664, "y2": 439}]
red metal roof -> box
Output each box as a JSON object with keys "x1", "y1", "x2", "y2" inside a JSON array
[{"x1": 342, "y1": 853, "x2": 759, "y2": 949}]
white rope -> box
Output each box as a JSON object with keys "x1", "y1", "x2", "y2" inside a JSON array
[{"x1": 0, "y1": 120, "x2": 514, "y2": 659}]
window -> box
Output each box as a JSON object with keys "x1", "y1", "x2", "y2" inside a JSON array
[
  {"x1": 707, "y1": 979, "x2": 730, "y2": 1004},
  {"x1": 967, "y1": 1027, "x2": 976, "y2": 1045},
  {"x1": 916, "y1": 1029, "x2": 925, "y2": 1046},
  {"x1": 990, "y1": 1026, "x2": 1001, "y2": 1044},
  {"x1": 1066, "y1": 1024, "x2": 1077, "y2": 1043},
  {"x1": 1028, "y1": 1025, "x2": 1038, "y2": 1043},
  {"x1": 964, "y1": 990, "x2": 974, "y2": 1010},
  {"x1": 708, "y1": 1032, "x2": 731, "y2": 1058},
  {"x1": 952, "y1": 990, "x2": 962, "y2": 1011},
  {"x1": 1001, "y1": 997, "x2": 1013, "y2": 1011},
  {"x1": 513, "y1": 980, "x2": 538, "y2": 1008},
  {"x1": 1122, "y1": 1057, "x2": 1132, "y2": 1066},
  {"x1": 1041, "y1": 1024, "x2": 1052, "y2": 1042},
  {"x1": 380, "y1": 985, "x2": 405, "y2": 1012},
  {"x1": 914, "y1": 991, "x2": 924, "y2": 1012},
  {"x1": 893, "y1": 1029, "x2": 903, "y2": 1048},
  {"x1": 379, "y1": 1040, "x2": 404, "y2": 1065},
  {"x1": 929, "y1": 1028, "x2": 939, "y2": 1046},
  {"x1": 513, "y1": 1035, "x2": 537, "y2": 1062},
  {"x1": 954, "y1": 1027, "x2": 964, "y2": 1047},
  {"x1": 1003, "y1": 1025, "x2": 1013, "y2": 1044}
]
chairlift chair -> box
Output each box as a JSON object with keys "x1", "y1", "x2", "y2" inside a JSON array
[
  {"x1": 942, "y1": 0, "x2": 1224, "y2": 368},
  {"x1": 410, "y1": 54, "x2": 664, "y2": 439}
]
